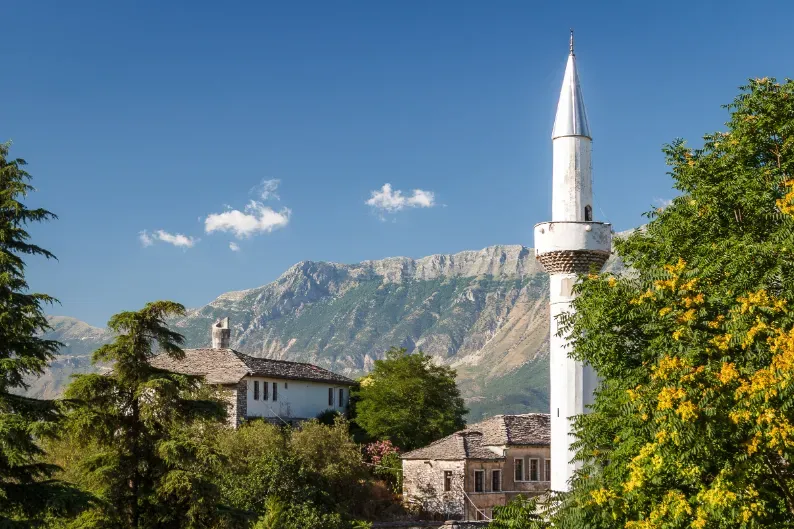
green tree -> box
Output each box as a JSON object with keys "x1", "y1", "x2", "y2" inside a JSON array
[
  {"x1": 538, "y1": 78, "x2": 794, "y2": 528},
  {"x1": 211, "y1": 420, "x2": 353, "y2": 529},
  {"x1": 354, "y1": 347, "x2": 467, "y2": 451},
  {"x1": 62, "y1": 301, "x2": 229, "y2": 528},
  {"x1": 0, "y1": 141, "x2": 89, "y2": 526}
]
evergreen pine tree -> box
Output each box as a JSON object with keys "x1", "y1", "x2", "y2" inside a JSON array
[
  {"x1": 0, "y1": 141, "x2": 89, "y2": 526},
  {"x1": 63, "y1": 301, "x2": 231, "y2": 528}
]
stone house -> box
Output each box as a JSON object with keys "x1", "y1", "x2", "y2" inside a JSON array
[
  {"x1": 151, "y1": 318, "x2": 356, "y2": 426},
  {"x1": 401, "y1": 414, "x2": 550, "y2": 521}
]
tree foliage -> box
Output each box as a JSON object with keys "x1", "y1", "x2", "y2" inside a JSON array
[
  {"x1": 0, "y1": 141, "x2": 90, "y2": 526},
  {"x1": 61, "y1": 301, "x2": 230, "y2": 528},
  {"x1": 354, "y1": 347, "x2": 467, "y2": 451},
  {"x1": 540, "y1": 78, "x2": 794, "y2": 528},
  {"x1": 210, "y1": 418, "x2": 377, "y2": 528}
]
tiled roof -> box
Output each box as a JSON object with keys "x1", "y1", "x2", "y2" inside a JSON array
[
  {"x1": 401, "y1": 414, "x2": 550, "y2": 460},
  {"x1": 469, "y1": 413, "x2": 551, "y2": 447},
  {"x1": 150, "y1": 348, "x2": 355, "y2": 386},
  {"x1": 401, "y1": 431, "x2": 503, "y2": 461},
  {"x1": 150, "y1": 348, "x2": 248, "y2": 385},
  {"x1": 232, "y1": 352, "x2": 355, "y2": 385}
]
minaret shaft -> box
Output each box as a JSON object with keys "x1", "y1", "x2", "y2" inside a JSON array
[{"x1": 534, "y1": 37, "x2": 611, "y2": 492}]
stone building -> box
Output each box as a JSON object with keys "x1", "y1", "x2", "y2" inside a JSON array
[
  {"x1": 150, "y1": 318, "x2": 356, "y2": 426},
  {"x1": 401, "y1": 414, "x2": 550, "y2": 521}
]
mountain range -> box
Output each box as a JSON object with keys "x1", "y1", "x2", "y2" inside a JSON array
[{"x1": 32, "y1": 243, "x2": 624, "y2": 422}]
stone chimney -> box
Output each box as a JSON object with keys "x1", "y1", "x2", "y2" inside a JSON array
[{"x1": 211, "y1": 317, "x2": 231, "y2": 349}]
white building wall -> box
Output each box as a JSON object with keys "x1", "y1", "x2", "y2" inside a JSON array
[
  {"x1": 548, "y1": 274, "x2": 598, "y2": 492},
  {"x1": 244, "y1": 376, "x2": 350, "y2": 420},
  {"x1": 552, "y1": 136, "x2": 592, "y2": 222}
]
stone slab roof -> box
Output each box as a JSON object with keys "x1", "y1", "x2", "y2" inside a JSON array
[
  {"x1": 401, "y1": 413, "x2": 550, "y2": 460},
  {"x1": 401, "y1": 431, "x2": 502, "y2": 461},
  {"x1": 150, "y1": 348, "x2": 355, "y2": 386},
  {"x1": 468, "y1": 413, "x2": 551, "y2": 447},
  {"x1": 232, "y1": 352, "x2": 355, "y2": 385}
]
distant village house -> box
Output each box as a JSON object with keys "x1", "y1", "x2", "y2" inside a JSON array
[
  {"x1": 151, "y1": 318, "x2": 355, "y2": 426},
  {"x1": 401, "y1": 414, "x2": 550, "y2": 521}
]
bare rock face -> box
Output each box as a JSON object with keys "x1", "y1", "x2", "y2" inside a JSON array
[{"x1": 34, "y1": 243, "x2": 629, "y2": 420}]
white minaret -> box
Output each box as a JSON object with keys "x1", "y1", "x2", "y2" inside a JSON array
[{"x1": 534, "y1": 32, "x2": 612, "y2": 492}]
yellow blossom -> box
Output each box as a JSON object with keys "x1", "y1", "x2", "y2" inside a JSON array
[
  {"x1": 718, "y1": 362, "x2": 739, "y2": 385},
  {"x1": 590, "y1": 488, "x2": 614, "y2": 506},
  {"x1": 712, "y1": 334, "x2": 732, "y2": 351},
  {"x1": 677, "y1": 401, "x2": 698, "y2": 421},
  {"x1": 678, "y1": 309, "x2": 696, "y2": 323}
]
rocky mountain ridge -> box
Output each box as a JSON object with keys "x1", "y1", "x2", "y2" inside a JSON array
[{"x1": 33, "y1": 242, "x2": 627, "y2": 420}]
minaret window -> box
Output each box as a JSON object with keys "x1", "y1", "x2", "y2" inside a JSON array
[{"x1": 585, "y1": 205, "x2": 593, "y2": 221}]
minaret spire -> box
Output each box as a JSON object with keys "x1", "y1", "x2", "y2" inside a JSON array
[{"x1": 553, "y1": 33, "x2": 590, "y2": 140}]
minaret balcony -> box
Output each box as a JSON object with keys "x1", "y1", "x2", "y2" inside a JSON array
[{"x1": 533, "y1": 221, "x2": 612, "y2": 274}]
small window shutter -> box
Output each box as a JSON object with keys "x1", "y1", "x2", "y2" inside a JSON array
[
  {"x1": 329, "y1": 388, "x2": 334, "y2": 406},
  {"x1": 338, "y1": 388, "x2": 344, "y2": 407},
  {"x1": 253, "y1": 381, "x2": 259, "y2": 400},
  {"x1": 272, "y1": 382, "x2": 277, "y2": 402},
  {"x1": 263, "y1": 380, "x2": 268, "y2": 400}
]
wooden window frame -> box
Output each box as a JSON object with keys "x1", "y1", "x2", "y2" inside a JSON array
[
  {"x1": 443, "y1": 470, "x2": 453, "y2": 492},
  {"x1": 529, "y1": 458, "x2": 540, "y2": 482},
  {"x1": 263, "y1": 380, "x2": 268, "y2": 401},
  {"x1": 514, "y1": 458, "x2": 524, "y2": 482},
  {"x1": 545, "y1": 459, "x2": 551, "y2": 482},
  {"x1": 253, "y1": 380, "x2": 259, "y2": 400},
  {"x1": 492, "y1": 469, "x2": 502, "y2": 492},
  {"x1": 473, "y1": 470, "x2": 485, "y2": 493},
  {"x1": 338, "y1": 388, "x2": 344, "y2": 407},
  {"x1": 272, "y1": 382, "x2": 277, "y2": 402},
  {"x1": 328, "y1": 387, "x2": 334, "y2": 406}
]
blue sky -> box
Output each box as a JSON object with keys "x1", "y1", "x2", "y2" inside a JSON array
[{"x1": 4, "y1": 1, "x2": 792, "y2": 327}]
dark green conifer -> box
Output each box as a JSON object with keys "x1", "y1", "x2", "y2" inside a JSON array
[
  {"x1": 64, "y1": 301, "x2": 230, "y2": 528},
  {"x1": 0, "y1": 141, "x2": 88, "y2": 526}
]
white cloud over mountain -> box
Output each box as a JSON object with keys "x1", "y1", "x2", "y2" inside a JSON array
[
  {"x1": 205, "y1": 180, "x2": 291, "y2": 238},
  {"x1": 139, "y1": 230, "x2": 198, "y2": 248},
  {"x1": 251, "y1": 179, "x2": 281, "y2": 201},
  {"x1": 366, "y1": 184, "x2": 436, "y2": 214}
]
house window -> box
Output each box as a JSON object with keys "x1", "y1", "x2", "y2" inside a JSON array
[
  {"x1": 272, "y1": 382, "x2": 277, "y2": 402},
  {"x1": 338, "y1": 388, "x2": 344, "y2": 407},
  {"x1": 545, "y1": 459, "x2": 551, "y2": 481},
  {"x1": 263, "y1": 380, "x2": 269, "y2": 400},
  {"x1": 476, "y1": 509, "x2": 486, "y2": 521},
  {"x1": 530, "y1": 459, "x2": 539, "y2": 481},
  {"x1": 253, "y1": 380, "x2": 260, "y2": 400},
  {"x1": 585, "y1": 204, "x2": 593, "y2": 221},
  {"x1": 492, "y1": 470, "x2": 501, "y2": 492},
  {"x1": 443, "y1": 470, "x2": 453, "y2": 492},
  {"x1": 514, "y1": 458, "x2": 524, "y2": 481},
  {"x1": 474, "y1": 470, "x2": 484, "y2": 493},
  {"x1": 284, "y1": 382, "x2": 288, "y2": 389},
  {"x1": 328, "y1": 388, "x2": 334, "y2": 406}
]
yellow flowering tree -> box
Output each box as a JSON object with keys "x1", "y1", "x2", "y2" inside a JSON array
[{"x1": 530, "y1": 79, "x2": 794, "y2": 529}]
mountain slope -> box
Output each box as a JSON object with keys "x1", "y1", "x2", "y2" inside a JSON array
[{"x1": 34, "y1": 243, "x2": 625, "y2": 420}]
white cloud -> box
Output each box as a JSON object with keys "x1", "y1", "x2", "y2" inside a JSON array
[
  {"x1": 366, "y1": 184, "x2": 436, "y2": 214},
  {"x1": 205, "y1": 201, "x2": 291, "y2": 238},
  {"x1": 139, "y1": 230, "x2": 154, "y2": 247},
  {"x1": 229, "y1": 242, "x2": 240, "y2": 252},
  {"x1": 251, "y1": 179, "x2": 281, "y2": 201},
  {"x1": 139, "y1": 229, "x2": 198, "y2": 248},
  {"x1": 654, "y1": 197, "x2": 674, "y2": 209}
]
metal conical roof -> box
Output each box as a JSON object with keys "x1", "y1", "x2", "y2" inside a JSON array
[{"x1": 552, "y1": 34, "x2": 591, "y2": 140}]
